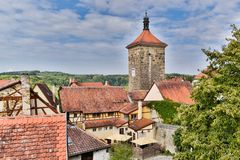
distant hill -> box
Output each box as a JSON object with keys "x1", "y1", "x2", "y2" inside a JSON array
[{"x1": 0, "y1": 71, "x2": 194, "y2": 87}]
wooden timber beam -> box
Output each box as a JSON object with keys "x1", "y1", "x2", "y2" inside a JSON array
[{"x1": 30, "y1": 89, "x2": 58, "y2": 114}]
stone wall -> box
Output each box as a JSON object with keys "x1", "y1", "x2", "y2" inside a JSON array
[
  {"x1": 128, "y1": 45, "x2": 165, "y2": 91},
  {"x1": 155, "y1": 123, "x2": 180, "y2": 153}
]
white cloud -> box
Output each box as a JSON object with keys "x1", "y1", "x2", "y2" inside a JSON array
[{"x1": 0, "y1": 0, "x2": 239, "y2": 74}]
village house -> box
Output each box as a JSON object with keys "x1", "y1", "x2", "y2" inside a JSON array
[
  {"x1": 68, "y1": 125, "x2": 110, "y2": 160},
  {"x1": 59, "y1": 84, "x2": 158, "y2": 145},
  {"x1": 144, "y1": 78, "x2": 194, "y2": 105},
  {"x1": 0, "y1": 76, "x2": 58, "y2": 116}
]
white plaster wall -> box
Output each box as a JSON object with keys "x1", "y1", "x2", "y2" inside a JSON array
[
  {"x1": 33, "y1": 86, "x2": 56, "y2": 115},
  {"x1": 144, "y1": 84, "x2": 164, "y2": 101},
  {"x1": 93, "y1": 149, "x2": 109, "y2": 160},
  {"x1": 86, "y1": 126, "x2": 118, "y2": 139},
  {"x1": 69, "y1": 155, "x2": 81, "y2": 160}
]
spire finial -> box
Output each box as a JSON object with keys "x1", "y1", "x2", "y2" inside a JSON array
[{"x1": 143, "y1": 11, "x2": 149, "y2": 30}]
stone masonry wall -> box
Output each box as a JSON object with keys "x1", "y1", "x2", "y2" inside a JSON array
[
  {"x1": 155, "y1": 123, "x2": 179, "y2": 153},
  {"x1": 128, "y1": 45, "x2": 165, "y2": 91}
]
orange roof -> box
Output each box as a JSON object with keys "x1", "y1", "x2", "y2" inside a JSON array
[
  {"x1": 0, "y1": 114, "x2": 67, "y2": 159},
  {"x1": 129, "y1": 90, "x2": 148, "y2": 101},
  {"x1": 0, "y1": 80, "x2": 11, "y2": 86},
  {"x1": 126, "y1": 30, "x2": 167, "y2": 49},
  {"x1": 129, "y1": 118, "x2": 155, "y2": 131},
  {"x1": 120, "y1": 103, "x2": 138, "y2": 114},
  {"x1": 194, "y1": 72, "x2": 208, "y2": 79},
  {"x1": 79, "y1": 82, "x2": 104, "y2": 87},
  {"x1": 60, "y1": 86, "x2": 129, "y2": 113},
  {"x1": 155, "y1": 80, "x2": 194, "y2": 104},
  {"x1": 85, "y1": 118, "x2": 128, "y2": 129},
  {"x1": 70, "y1": 80, "x2": 104, "y2": 87}
]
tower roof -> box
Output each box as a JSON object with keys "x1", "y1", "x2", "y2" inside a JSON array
[{"x1": 126, "y1": 12, "x2": 167, "y2": 49}]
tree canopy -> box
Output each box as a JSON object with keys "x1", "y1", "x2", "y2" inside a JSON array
[
  {"x1": 110, "y1": 143, "x2": 133, "y2": 160},
  {"x1": 174, "y1": 25, "x2": 240, "y2": 159}
]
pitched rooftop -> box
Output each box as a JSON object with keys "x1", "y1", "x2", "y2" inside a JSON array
[
  {"x1": 68, "y1": 126, "x2": 110, "y2": 157},
  {"x1": 129, "y1": 118, "x2": 155, "y2": 131},
  {"x1": 0, "y1": 114, "x2": 67, "y2": 159},
  {"x1": 155, "y1": 80, "x2": 194, "y2": 104},
  {"x1": 84, "y1": 118, "x2": 128, "y2": 129},
  {"x1": 126, "y1": 12, "x2": 167, "y2": 49},
  {"x1": 60, "y1": 86, "x2": 129, "y2": 113}
]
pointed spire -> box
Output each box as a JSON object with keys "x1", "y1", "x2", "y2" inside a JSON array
[{"x1": 143, "y1": 11, "x2": 149, "y2": 30}]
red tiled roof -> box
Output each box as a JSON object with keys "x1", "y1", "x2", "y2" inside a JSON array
[
  {"x1": 194, "y1": 72, "x2": 208, "y2": 79},
  {"x1": 129, "y1": 90, "x2": 148, "y2": 101},
  {"x1": 60, "y1": 86, "x2": 129, "y2": 113},
  {"x1": 129, "y1": 118, "x2": 155, "y2": 131},
  {"x1": 70, "y1": 80, "x2": 104, "y2": 87},
  {"x1": 0, "y1": 80, "x2": 11, "y2": 87},
  {"x1": 35, "y1": 83, "x2": 58, "y2": 106},
  {"x1": 120, "y1": 103, "x2": 138, "y2": 114},
  {"x1": 0, "y1": 114, "x2": 67, "y2": 159},
  {"x1": 79, "y1": 82, "x2": 104, "y2": 87},
  {"x1": 68, "y1": 126, "x2": 110, "y2": 157},
  {"x1": 85, "y1": 118, "x2": 128, "y2": 129},
  {"x1": 126, "y1": 30, "x2": 167, "y2": 49},
  {"x1": 155, "y1": 80, "x2": 194, "y2": 104},
  {"x1": 0, "y1": 80, "x2": 20, "y2": 91}
]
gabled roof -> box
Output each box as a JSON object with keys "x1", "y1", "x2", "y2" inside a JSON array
[
  {"x1": 0, "y1": 80, "x2": 12, "y2": 87},
  {"x1": 129, "y1": 90, "x2": 148, "y2": 101},
  {"x1": 68, "y1": 126, "x2": 110, "y2": 157},
  {"x1": 0, "y1": 114, "x2": 67, "y2": 159},
  {"x1": 35, "y1": 83, "x2": 58, "y2": 106},
  {"x1": 60, "y1": 86, "x2": 129, "y2": 113},
  {"x1": 119, "y1": 103, "x2": 138, "y2": 114},
  {"x1": 0, "y1": 80, "x2": 21, "y2": 91},
  {"x1": 129, "y1": 118, "x2": 155, "y2": 131},
  {"x1": 126, "y1": 30, "x2": 167, "y2": 49},
  {"x1": 85, "y1": 118, "x2": 128, "y2": 129},
  {"x1": 155, "y1": 80, "x2": 194, "y2": 104}
]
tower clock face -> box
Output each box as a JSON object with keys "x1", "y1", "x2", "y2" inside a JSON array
[{"x1": 131, "y1": 68, "x2": 136, "y2": 77}]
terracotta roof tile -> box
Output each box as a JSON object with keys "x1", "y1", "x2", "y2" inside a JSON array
[
  {"x1": 155, "y1": 80, "x2": 194, "y2": 104},
  {"x1": 0, "y1": 114, "x2": 67, "y2": 159},
  {"x1": 194, "y1": 72, "x2": 208, "y2": 79},
  {"x1": 119, "y1": 103, "x2": 138, "y2": 114},
  {"x1": 0, "y1": 80, "x2": 21, "y2": 91},
  {"x1": 85, "y1": 118, "x2": 128, "y2": 129},
  {"x1": 126, "y1": 30, "x2": 167, "y2": 49},
  {"x1": 68, "y1": 126, "x2": 110, "y2": 156},
  {"x1": 129, "y1": 118, "x2": 155, "y2": 131},
  {"x1": 70, "y1": 81, "x2": 104, "y2": 87},
  {"x1": 129, "y1": 90, "x2": 148, "y2": 101},
  {"x1": 60, "y1": 86, "x2": 129, "y2": 113}
]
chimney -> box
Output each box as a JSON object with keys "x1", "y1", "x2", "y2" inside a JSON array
[
  {"x1": 137, "y1": 100, "x2": 143, "y2": 119},
  {"x1": 21, "y1": 75, "x2": 31, "y2": 115}
]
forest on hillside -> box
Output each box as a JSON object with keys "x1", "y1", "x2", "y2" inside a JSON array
[{"x1": 0, "y1": 70, "x2": 194, "y2": 87}]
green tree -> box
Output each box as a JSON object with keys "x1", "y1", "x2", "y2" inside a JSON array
[
  {"x1": 174, "y1": 25, "x2": 240, "y2": 160},
  {"x1": 110, "y1": 143, "x2": 133, "y2": 160}
]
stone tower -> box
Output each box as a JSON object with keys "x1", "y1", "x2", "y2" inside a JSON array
[{"x1": 126, "y1": 12, "x2": 167, "y2": 91}]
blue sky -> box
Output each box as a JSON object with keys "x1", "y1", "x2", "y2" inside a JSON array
[{"x1": 0, "y1": 0, "x2": 239, "y2": 75}]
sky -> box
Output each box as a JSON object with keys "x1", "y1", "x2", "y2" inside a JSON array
[{"x1": 0, "y1": 0, "x2": 240, "y2": 75}]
